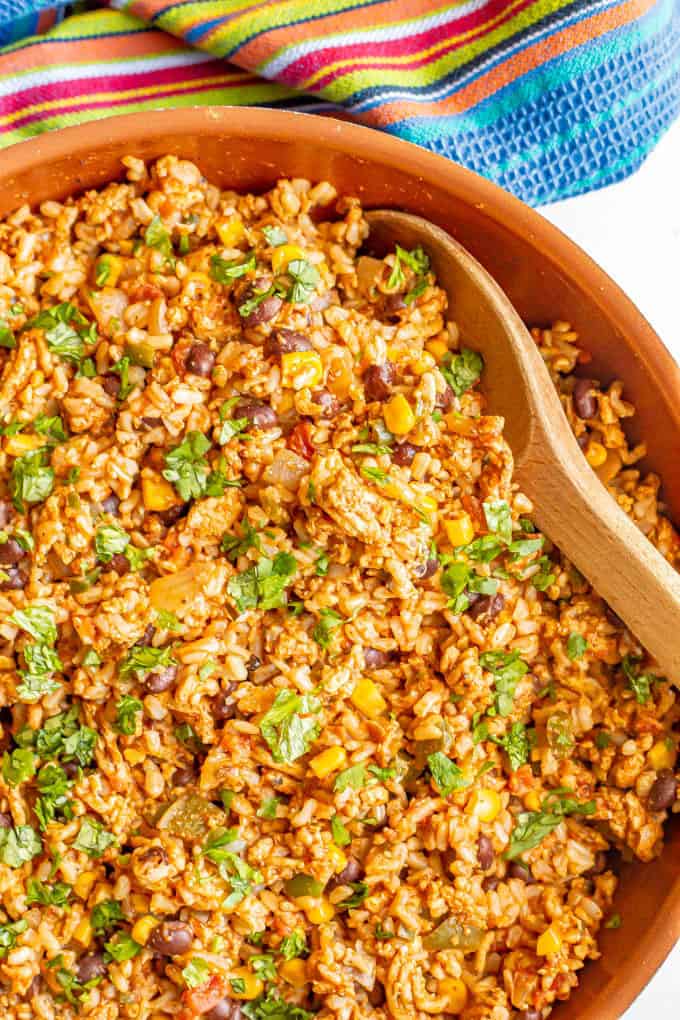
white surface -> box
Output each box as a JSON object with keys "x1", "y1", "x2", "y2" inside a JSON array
[{"x1": 543, "y1": 120, "x2": 680, "y2": 1019}]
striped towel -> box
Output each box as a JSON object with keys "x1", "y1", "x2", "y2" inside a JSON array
[{"x1": 0, "y1": 0, "x2": 678, "y2": 206}]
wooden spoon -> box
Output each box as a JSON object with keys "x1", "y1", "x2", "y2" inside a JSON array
[{"x1": 366, "y1": 209, "x2": 680, "y2": 683}]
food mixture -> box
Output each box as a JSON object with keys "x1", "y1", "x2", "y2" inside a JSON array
[{"x1": 0, "y1": 157, "x2": 677, "y2": 1020}]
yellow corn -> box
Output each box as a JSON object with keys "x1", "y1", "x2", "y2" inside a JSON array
[
  {"x1": 131, "y1": 915, "x2": 157, "y2": 946},
  {"x1": 30, "y1": 370, "x2": 45, "y2": 386},
  {"x1": 309, "y1": 746, "x2": 347, "y2": 779},
  {"x1": 123, "y1": 748, "x2": 145, "y2": 765},
  {"x1": 216, "y1": 216, "x2": 245, "y2": 247},
  {"x1": 4, "y1": 433, "x2": 45, "y2": 456},
  {"x1": 326, "y1": 844, "x2": 347, "y2": 874},
  {"x1": 272, "y1": 244, "x2": 306, "y2": 274},
  {"x1": 142, "y1": 474, "x2": 179, "y2": 512},
  {"x1": 536, "y1": 926, "x2": 562, "y2": 956},
  {"x1": 183, "y1": 271, "x2": 213, "y2": 288},
  {"x1": 279, "y1": 958, "x2": 309, "y2": 988},
  {"x1": 444, "y1": 514, "x2": 475, "y2": 547},
  {"x1": 439, "y1": 977, "x2": 468, "y2": 1014},
  {"x1": 467, "y1": 788, "x2": 502, "y2": 823},
  {"x1": 297, "y1": 896, "x2": 335, "y2": 924},
  {"x1": 411, "y1": 353, "x2": 436, "y2": 376},
  {"x1": 585, "y1": 441, "x2": 607, "y2": 468},
  {"x1": 524, "y1": 790, "x2": 542, "y2": 812},
  {"x1": 281, "y1": 350, "x2": 324, "y2": 390},
  {"x1": 350, "y1": 678, "x2": 387, "y2": 720},
  {"x1": 418, "y1": 494, "x2": 438, "y2": 514},
  {"x1": 131, "y1": 893, "x2": 150, "y2": 914},
  {"x1": 443, "y1": 413, "x2": 477, "y2": 436},
  {"x1": 73, "y1": 917, "x2": 93, "y2": 948},
  {"x1": 425, "y1": 338, "x2": 449, "y2": 362},
  {"x1": 95, "y1": 254, "x2": 123, "y2": 287},
  {"x1": 384, "y1": 393, "x2": 416, "y2": 436},
  {"x1": 648, "y1": 740, "x2": 676, "y2": 771},
  {"x1": 74, "y1": 872, "x2": 97, "y2": 900},
  {"x1": 228, "y1": 967, "x2": 264, "y2": 1001}
]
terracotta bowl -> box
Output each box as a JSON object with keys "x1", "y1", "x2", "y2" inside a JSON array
[{"x1": 1, "y1": 107, "x2": 678, "y2": 1019}]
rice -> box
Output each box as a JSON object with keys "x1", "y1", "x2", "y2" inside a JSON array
[{"x1": 0, "y1": 156, "x2": 677, "y2": 1020}]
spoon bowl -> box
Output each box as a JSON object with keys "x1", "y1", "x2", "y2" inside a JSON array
[{"x1": 367, "y1": 208, "x2": 680, "y2": 682}]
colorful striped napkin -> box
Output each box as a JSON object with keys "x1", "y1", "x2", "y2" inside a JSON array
[{"x1": 0, "y1": 0, "x2": 679, "y2": 206}]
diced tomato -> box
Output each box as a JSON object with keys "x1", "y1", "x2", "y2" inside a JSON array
[
  {"x1": 288, "y1": 421, "x2": 314, "y2": 461},
  {"x1": 181, "y1": 974, "x2": 228, "y2": 1016}
]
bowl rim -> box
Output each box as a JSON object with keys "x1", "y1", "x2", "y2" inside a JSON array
[{"x1": 1, "y1": 106, "x2": 679, "y2": 1018}]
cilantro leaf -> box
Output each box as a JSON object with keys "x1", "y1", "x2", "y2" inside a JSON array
[
  {"x1": 493, "y1": 722, "x2": 533, "y2": 771},
  {"x1": 26, "y1": 878, "x2": 71, "y2": 907},
  {"x1": 163, "y1": 431, "x2": 212, "y2": 501},
  {"x1": 105, "y1": 932, "x2": 142, "y2": 961},
  {"x1": 286, "y1": 259, "x2": 319, "y2": 304},
  {"x1": 0, "y1": 919, "x2": 28, "y2": 957},
  {"x1": 479, "y1": 650, "x2": 528, "y2": 717},
  {"x1": 262, "y1": 225, "x2": 288, "y2": 247},
  {"x1": 279, "y1": 929, "x2": 307, "y2": 959},
  {"x1": 9, "y1": 448, "x2": 54, "y2": 511},
  {"x1": 0, "y1": 824, "x2": 42, "y2": 868},
  {"x1": 228, "y1": 552, "x2": 297, "y2": 614},
  {"x1": 210, "y1": 251, "x2": 256, "y2": 283},
  {"x1": 91, "y1": 900, "x2": 124, "y2": 935},
  {"x1": 312, "y1": 608, "x2": 344, "y2": 650},
  {"x1": 119, "y1": 644, "x2": 176, "y2": 680},
  {"x1": 115, "y1": 695, "x2": 143, "y2": 736},
  {"x1": 441, "y1": 348, "x2": 483, "y2": 396},
  {"x1": 504, "y1": 789, "x2": 596, "y2": 860},
  {"x1": 427, "y1": 752, "x2": 469, "y2": 796},
  {"x1": 333, "y1": 763, "x2": 366, "y2": 792},
  {"x1": 1, "y1": 748, "x2": 36, "y2": 786},
  {"x1": 95, "y1": 523, "x2": 130, "y2": 563},
  {"x1": 9, "y1": 605, "x2": 57, "y2": 643},
  {"x1": 259, "y1": 690, "x2": 321, "y2": 764},
  {"x1": 144, "y1": 215, "x2": 173, "y2": 261},
  {"x1": 257, "y1": 796, "x2": 281, "y2": 820},
  {"x1": 29, "y1": 304, "x2": 92, "y2": 364},
  {"x1": 330, "y1": 814, "x2": 351, "y2": 847},
  {"x1": 567, "y1": 633, "x2": 588, "y2": 661},
  {"x1": 621, "y1": 654, "x2": 655, "y2": 704},
  {"x1": 483, "y1": 500, "x2": 512, "y2": 543},
  {"x1": 73, "y1": 817, "x2": 116, "y2": 858}
]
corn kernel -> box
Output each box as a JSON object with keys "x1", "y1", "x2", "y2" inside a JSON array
[
  {"x1": 216, "y1": 216, "x2": 245, "y2": 247},
  {"x1": 350, "y1": 678, "x2": 387, "y2": 720},
  {"x1": 326, "y1": 844, "x2": 347, "y2": 874},
  {"x1": 426, "y1": 338, "x2": 449, "y2": 362},
  {"x1": 384, "y1": 393, "x2": 416, "y2": 436},
  {"x1": 467, "y1": 788, "x2": 502, "y2": 823},
  {"x1": 418, "y1": 494, "x2": 438, "y2": 514},
  {"x1": 280, "y1": 958, "x2": 309, "y2": 987},
  {"x1": 123, "y1": 748, "x2": 145, "y2": 765},
  {"x1": 281, "y1": 350, "x2": 324, "y2": 390},
  {"x1": 131, "y1": 893, "x2": 150, "y2": 914},
  {"x1": 272, "y1": 244, "x2": 306, "y2": 274},
  {"x1": 648, "y1": 740, "x2": 676, "y2": 771},
  {"x1": 73, "y1": 917, "x2": 93, "y2": 947},
  {"x1": 524, "y1": 790, "x2": 542, "y2": 812},
  {"x1": 4, "y1": 433, "x2": 45, "y2": 456},
  {"x1": 30, "y1": 370, "x2": 45, "y2": 386},
  {"x1": 443, "y1": 413, "x2": 477, "y2": 436},
  {"x1": 444, "y1": 514, "x2": 475, "y2": 547},
  {"x1": 228, "y1": 967, "x2": 264, "y2": 1001},
  {"x1": 585, "y1": 441, "x2": 607, "y2": 468},
  {"x1": 142, "y1": 474, "x2": 179, "y2": 511},
  {"x1": 439, "y1": 977, "x2": 468, "y2": 1014},
  {"x1": 131, "y1": 915, "x2": 157, "y2": 946},
  {"x1": 74, "y1": 872, "x2": 97, "y2": 900},
  {"x1": 536, "y1": 926, "x2": 562, "y2": 956},
  {"x1": 183, "y1": 271, "x2": 213, "y2": 289},
  {"x1": 309, "y1": 746, "x2": 347, "y2": 779},
  {"x1": 411, "y1": 353, "x2": 436, "y2": 376},
  {"x1": 302, "y1": 896, "x2": 335, "y2": 924}
]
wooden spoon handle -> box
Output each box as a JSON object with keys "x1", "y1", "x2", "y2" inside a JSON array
[{"x1": 528, "y1": 443, "x2": 680, "y2": 681}]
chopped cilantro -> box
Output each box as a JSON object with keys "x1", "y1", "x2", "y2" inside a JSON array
[
  {"x1": 163, "y1": 430, "x2": 211, "y2": 501},
  {"x1": 493, "y1": 722, "x2": 533, "y2": 771},
  {"x1": 114, "y1": 695, "x2": 143, "y2": 736},
  {"x1": 2, "y1": 748, "x2": 36, "y2": 786},
  {"x1": 91, "y1": 900, "x2": 124, "y2": 935},
  {"x1": 479, "y1": 650, "x2": 528, "y2": 717},
  {"x1": 259, "y1": 690, "x2": 321, "y2": 764},
  {"x1": 441, "y1": 348, "x2": 483, "y2": 396},
  {"x1": 105, "y1": 932, "x2": 142, "y2": 962},
  {"x1": 333, "y1": 763, "x2": 366, "y2": 792},
  {"x1": 504, "y1": 789, "x2": 596, "y2": 860},
  {"x1": 228, "y1": 552, "x2": 297, "y2": 613},
  {"x1": 25, "y1": 878, "x2": 71, "y2": 907},
  {"x1": 567, "y1": 633, "x2": 588, "y2": 660},
  {"x1": 0, "y1": 824, "x2": 42, "y2": 868},
  {"x1": 0, "y1": 919, "x2": 28, "y2": 957},
  {"x1": 279, "y1": 929, "x2": 307, "y2": 959},
  {"x1": 73, "y1": 817, "x2": 116, "y2": 858},
  {"x1": 285, "y1": 259, "x2": 319, "y2": 304},
  {"x1": 119, "y1": 644, "x2": 176, "y2": 680},
  {"x1": 262, "y1": 225, "x2": 288, "y2": 247},
  {"x1": 95, "y1": 523, "x2": 130, "y2": 563},
  {"x1": 312, "y1": 608, "x2": 344, "y2": 650},
  {"x1": 427, "y1": 752, "x2": 468, "y2": 796},
  {"x1": 144, "y1": 215, "x2": 174, "y2": 262},
  {"x1": 257, "y1": 796, "x2": 281, "y2": 820},
  {"x1": 483, "y1": 499, "x2": 512, "y2": 543},
  {"x1": 9, "y1": 447, "x2": 54, "y2": 511},
  {"x1": 330, "y1": 814, "x2": 351, "y2": 847},
  {"x1": 621, "y1": 654, "x2": 655, "y2": 704},
  {"x1": 210, "y1": 251, "x2": 256, "y2": 283}
]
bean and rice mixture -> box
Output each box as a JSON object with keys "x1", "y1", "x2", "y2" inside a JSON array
[{"x1": 0, "y1": 156, "x2": 677, "y2": 1020}]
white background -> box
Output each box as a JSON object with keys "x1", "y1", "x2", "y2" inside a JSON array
[{"x1": 543, "y1": 119, "x2": 680, "y2": 1018}]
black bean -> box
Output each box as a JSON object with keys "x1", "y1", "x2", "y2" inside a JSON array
[
  {"x1": 477, "y1": 834, "x2": 495, "y2": 870},
  {"x1": 108, "y1": 553, "x2": 130, "y2": 576},
  {"x1": 264, "y1": 329, "x2": 312, "y2": 359},
  {"x1": 76, "y1": 953, "x2": 107, "y2": 983},
  {"x1": 172, "y1": 766, "x2": 196, "y2": 787},
  {"x1": 312, "y1": 390, "x2": 341, "y2": 418},
  {"x1": 577, "y1": 433, "x2": 589, "y2": 450},
  {"x1": 0, "y1": 538, "x2": 25, "y2": 565},
  {"x1": 233, "y1": 399, "x2": 278, "y2": 430},
  {"x1": 101, "y1": 373, "x2": 121, "y2": 398},
  {"x1": 246, "y1": 656, "x2": 261, "y2": 673},
  {"x1": 604, "y1": 604, "x2": 623, "y2": 628},
  {"x1": 185, "y1": 343, "x2": 216, "y2": 378},
  {"x1": 243, "y1": 294, "x2": 283, "y2": 328},
  {"x1": 62, "y1": 760, "x2": 80, "y2": 780},
  {"x1": 383, "y1": 293, "x2": 406, "y2": 319},
  {"x1": 508, "y1": 862, "x2": 534, "y2": 884},
  {"x1": 137, "y1": 624, "x2": 156, "y2": 647},
  {"x1": 101, "y1": 493, "x2": 120, "y2": 515},
  {"x1": 213, "y1": 695, "x2": 237, "y2": 722},
  {"x1": 363, "y1": 647, "x2": 390, "y2": 669},
  {"x1": 327, "y1": 856, "x2": 363, "y2": 891},
  {"x1": 363, "y1": 363, "x2": 395, "y2": 402},
  {"x1": 28, "y1": 975, "x2": 42, "y2": 998},
  {"x1": 414, "y1": 558, "x2": 439, "y2": 580},
  {"x1": 367, "y1": 981, "x2": 386, "y2": 1008},
  {"x1": 435, "y1": 384, "x2": 455, "y2": 412},
  {"x1": 0, "y1": 501, "x2": 12, "y2": 527},
  {"x1": 148, "y1": 920, "x2": 194, "y2": 956},
  {"x1": 468, "y1": 593, "x2": 505, "y2": 622},
  {"x1": 205, "y1": 1002, "x2": 243, "y2": 1020},
  {"x1": 391, "y1": 442, "x2": 418, "y2": 467},
  {"x1": 145, "y1": 664, "x2": 178, "y2": 693},
  {"x1": 586, "y1": 851, "x2": 608, "y2": 877},
  {"x1": 0, "y1": 567, "x2": 27, "y2": 590},
  {"x1": 0, "y1": 812, "x2": 12, "y2": 828},
  {"x1": 648, "y1": 770, "x2": 677, "y2": 811},
  {"x1": 519, "y1": 1011, "x2": 543, "y2": 1020},
  {"x1": 482, "y1": 875, "x2": 499, "y2": 892},
  {"x1": 141, "y1": 416, "x2": 163, "y2": 430},
  {"x1": 573, "y1": 378, "x2": 597, "y2": 420},
  {"x1": 157, "y1": 503, "x2": 189, "y2": 527}
]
